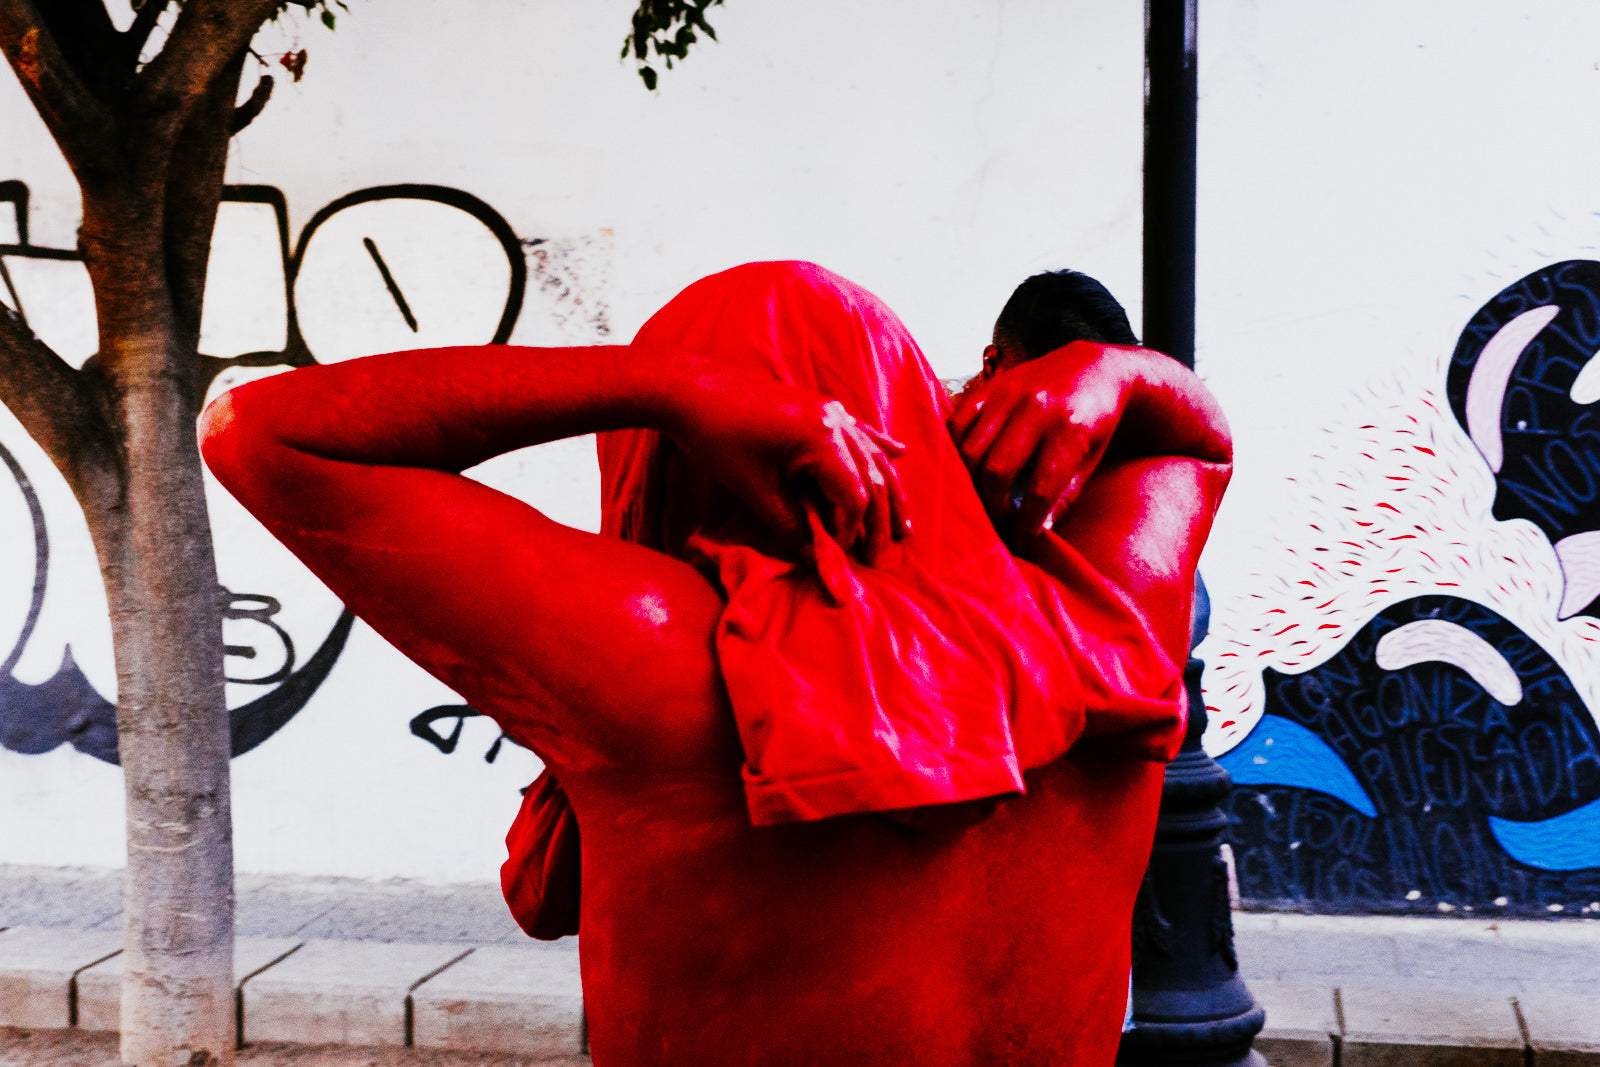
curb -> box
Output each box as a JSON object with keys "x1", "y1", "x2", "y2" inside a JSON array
[
  {"x1": 0, "y1": 926, "x2": 590, "y2": 1062},
  {"x1": 1252, "y1": 983, "x2": 1600, "y2": 1066}
]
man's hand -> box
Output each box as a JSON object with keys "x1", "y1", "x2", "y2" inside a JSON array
[
  {"x1": 947, "y1": 341, "x2": 1231, "y2": 543},
  {"x1": 666, "y1": 365, "x2": 910, "y2": 563},
  {"x1": 949, "y1": 341, "x2": 1134, "y2": 540}
]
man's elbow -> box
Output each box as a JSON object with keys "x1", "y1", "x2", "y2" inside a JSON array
[
  {"x1": 197, "y1": 390, "x2": 243, "y2": 476},
  {"x1": 197, "y1": 382, "x2": 280, "y2": 504},
  {"x1": 1192, "y1": 393, "x2": 1234, "y2": 467}
]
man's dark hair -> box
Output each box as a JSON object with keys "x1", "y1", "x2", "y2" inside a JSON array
[{"x1": 993, "y1": 269, "x2": 1138, "y2": 357}]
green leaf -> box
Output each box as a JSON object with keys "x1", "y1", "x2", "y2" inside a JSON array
[
  {"x1": 624, "y1": 0, "x2": 719, "y2": 90},
  {"x1": 321, "y1": 8, "x2": 335, "y2": 29}
]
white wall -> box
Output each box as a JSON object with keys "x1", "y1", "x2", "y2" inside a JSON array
[
  {"x1": 1196, "y1": 3, "x2": 1600, "y2": 742},
  {"x1": 0, "y1": 0, "x2": 1146, "y2": 882}
]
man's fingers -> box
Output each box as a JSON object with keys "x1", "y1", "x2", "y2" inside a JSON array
[
  {"x1": 1022, "y1": 426, "x2": 1114, "y2": 537},
  {"x1": 956, "y1": 396, "x2": 1014, "y2": 474},
  {"x1": 844, "y1": 427, "x2": 896, "y2": 562},
  {"x1": 860, "y1": 421, "x2": 908, "y2": 457},
  {"x1": 753, "y1": 477, "x2": 810, "y2": 550},
  {"x1": 861, "y1": 458, "x2": 894, "y2": 564},
  {"x1": 1014, "y1": 433, "x2": 1088, "y2": 537},
  {"x1": 975, "y1": 416, "x2": 1040, "y2": 519},
  {"x1": 846, "y1": 422, "x2": 912, "y2": 555},
  {"x1": 803, "y1": 441, "x2": 871, "y2": 551},
  {"x1": 879, "y1": 451, "x2": 911, "y2": 541}
]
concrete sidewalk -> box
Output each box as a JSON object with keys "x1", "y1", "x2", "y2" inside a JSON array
[
  {"x1": 3, "y1": 866, "x2": 1598, "y2": 1064},
  {"x1": 0, "y1": 866, "x2": 584, "y2": 1063},
  {"x1": 1237, "y1": 911, "x2": 1600, "y2": 1065}
]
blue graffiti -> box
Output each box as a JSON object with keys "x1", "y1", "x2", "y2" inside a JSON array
[
  {"x1": 1225, "y1": 261, "x2": 1600, "y2": 916},
  {"x1": 1224, "y1": 595, "x2": 1600, "y2": 915},
  {"x1": 1219, "y1": 714, "x2": 1376, "y2": 817},
  {"x1": 1489, "y1": 797, "x2": 1600, "y2": 872}
]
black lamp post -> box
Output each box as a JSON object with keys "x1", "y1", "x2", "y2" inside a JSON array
[
  {"x1": 1118, "y1": 580, "x2": 1266, "y2": 1065},
  {"x1": 1118, "y1": 3, "x2": 1266, "y2": 1064},
  {"x1": 1140, "y1": 0, "x2": 1198, "y2": 370}
]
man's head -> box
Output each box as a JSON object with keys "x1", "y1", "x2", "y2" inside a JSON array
[{"x1": 984, "y1": 269, "x2": 1138, "y2": 378}]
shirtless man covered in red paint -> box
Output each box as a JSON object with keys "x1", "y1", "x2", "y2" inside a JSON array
[{"x1": 200, "y1": 261, "x2": 1230, "y2": 1065}]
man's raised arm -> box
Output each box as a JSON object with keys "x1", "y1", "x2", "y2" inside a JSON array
[
  {"x1": 200, "y1": 343, "x2": 904, "y2": 559},
  {"x1": 947, "y1": 342, "x2": 1232, "y2": 661}
]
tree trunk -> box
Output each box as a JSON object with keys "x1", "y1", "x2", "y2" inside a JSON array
[
  {"x1": 80, "y1": 183, "x2": 235, "y2": 1065},
  {"x1": 100, "y1": 382, "x2": 233, "y2": 1067},
  {"x1": 0, "y1": 6, "x2": 283, "y2": 1063}
]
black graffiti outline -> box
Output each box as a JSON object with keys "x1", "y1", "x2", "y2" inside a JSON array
[
  {"x1": 6, "y1": 177, "x2": 560, "y2": 772},
  {"x1": 0, "y1": 181, "x2": 526, "y2": 759},
  {"x1": 0, "y1": 433, "x2": 360, "y2": 762},
  {"x1": 409, "y1": 703, "x2": 521, "y2": 764},
  {"x1": 220, "y1": 590, "x2": 295, "y2": 686},
  {"x1": 276, "y1": 183, "x2": 527, "y2": 361},
  {"x1": 1445, "y1": 261, "x2": 1600, "y2": 617},
  {"x1": 5, "y1": 178, "x2": 529, "y2": 371},
  {"x1": 0, "y1": 435, "x2": 119, "y2": 759},
  {"x1": 361, "y1": 236, "x2": 418, "y2": 332}
]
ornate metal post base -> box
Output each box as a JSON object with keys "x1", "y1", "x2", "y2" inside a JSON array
[{"x1": 1119, "y1": 579, "x2": 1265, "y2": 1066}]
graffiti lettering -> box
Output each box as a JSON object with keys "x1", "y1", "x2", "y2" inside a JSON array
[
  {"x1": 0, "y1": 177, "x2": 567, "y2": 764},
  {"x1": 1223, "y1": 595, "x2": 1600, "y2": 915},
  {"x1": 1449, "y1": 260, "x2": 1600, "y2": 617}
]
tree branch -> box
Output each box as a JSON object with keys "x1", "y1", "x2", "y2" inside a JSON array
[
  {"x1": 0, "y1": 301, "x2": 118, "y2": 498},
  {"x1": 123, "y1": 0, "x2": 171, "y2": 67},
  {"x1": 136, "y1": 0, "x2": 281, "y2": 122},
  {"x1": 0, "y1": 0, "x2": 117, "y2": 175},
  {"x1": 163, "y1": 49, "x2": 246, "y2": 404},
  {"x1": 39, "y1": 0, "x2": 123, "y2": 100},
  {"x1": 230, "y1": 71, "x2": 272, "y2": 132}
]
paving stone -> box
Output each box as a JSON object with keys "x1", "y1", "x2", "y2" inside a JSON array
[
  {"x1": 0, "y1": 1025, "x2": 595, "y2": 1065},
  {"x1": 0, "y1": 868, "x2": 123, "y2": 931},
  {"x1": 411, "y1": 945, "x2": 583, "y2": 1057},
  {"x1": 240, "y1": 939, "x2": 472, "y2": 1047},
  {"x1": 1234, "y1": 911, "x2": 1600, "y2": 995},
  {"x1": 231, "y1": 873, "x2": 549, "y2": 947},
  {"x1": 1340, "y1": 986, "x2": 1524, "y2": 1067},
  {"x1": 0, "y1": 866, "x2": 543, "y2": 948},
  {"x1": 74, "y1": 937, "x2": 303, "y2": 1033},
  {"x1": 243, "y1": 881, "x2": 576, "y2": 950},
  {"x1": 1233, "y1": 913, "x2": 1403, "y2": 985},
  {"x1": 1517, "y1": 990, "x2": 1600, "y2": 1066},
  {"x1": 1249, "y1": 981, "x2": 1336, "y2": 1067},
  {"x1": 1390, "y1": 919, "x2": 1600, "y2": 994},
  {"x1": 0, "y1": 927, "x2": 123, "y2": 1028}
]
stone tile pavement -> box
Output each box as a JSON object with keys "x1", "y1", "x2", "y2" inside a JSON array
[
  {"x1": 4, "y1": 865, "x2": 1599, "y2": 1063},
  {"x1": 1237, "y1": 911, "x2": 1600, "y2": 1065},
  {"x1": 0, "y1": 866, "x2": 584, "y2": 1063}
]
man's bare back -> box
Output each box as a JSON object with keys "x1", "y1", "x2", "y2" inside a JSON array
[{"x1": 200, "y1": 261, "x2": 1229, "y2": 1064}]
